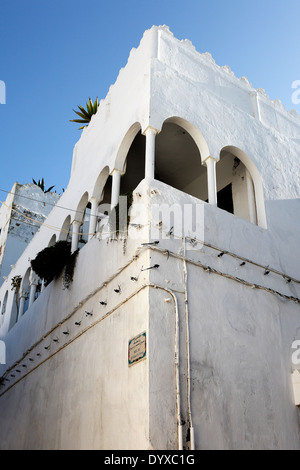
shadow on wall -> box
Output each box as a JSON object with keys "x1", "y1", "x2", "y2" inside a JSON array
[
  {"x1": 265, "y1": 199, "x2": 300, "y2": 235},
  {"x1": 265, "y1": 198, "x2": 300, "y2": 277}
]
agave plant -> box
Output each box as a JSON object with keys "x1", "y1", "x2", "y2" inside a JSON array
[
  {"x1": 70, "y1": 97, "x2": 100, "y2": 130},
  {"x1": 32, "y1": 178, "x2": 55, "y2": 193}
]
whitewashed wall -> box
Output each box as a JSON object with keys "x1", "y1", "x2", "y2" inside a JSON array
[{"x1": 0, "y1": 26, "x2": 299, "y2": 450}]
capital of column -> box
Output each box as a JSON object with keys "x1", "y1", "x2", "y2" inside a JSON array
[
  {"x1": 19, "y1": 289, "x2": 28, "y2": 299},
  {"x1": 89, "y1": 196, "x2": 97, "y2": 205},
  {"x1": 71, "y1": 219, "x2": 81, "y2": 228},
  {"x1": 29, "y1": 271, "x2": 40, "y2": 286},
  {"x1": 142, "y1": 126, "x2": 160, "y2": 137},
  {"x1": 110, "y1": 168, "x2": 125, "y2": 177},
  {"x1": 111, "y1": 169, "x2": 123, "y2": 209},
  {"x1": 202, "y1": 155, "x2": 219, "y2": 166}
]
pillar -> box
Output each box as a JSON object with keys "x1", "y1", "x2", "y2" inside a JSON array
[
  {"x1": 71, "y1": 220, "x2": 81, "y2": 253},
  {"x1": 144, "y1": 126, "x2": 159, "y2": 179},
  {"x1": 111, "y1": 169, "x2": 122, "y2": 209},
  {"x1": 18, "y1": 291, "x2": 27, "y2": 317},
  {"x1": 29, "y1": 272, "x2": 40, "y2": 308},
  {"x1": 203, "y1": 156, "x2": 218, "y2": 206},
  {"x1": 246, "y1": 169, "x2": 257, "y2": 224},
  {"x1": 88, "y1": 197, "x2": 99, "y2": 241}
]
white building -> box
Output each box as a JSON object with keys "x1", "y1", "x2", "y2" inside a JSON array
[
  {"x1": 0, "y1": 25, "x2": 299, "y2": 450},
  {"x1": 0, "y1": 182, "x2": 60, "y2": 291},
  {"x1": 0, "y1": 183, "x2": 60, "y2": 282}
]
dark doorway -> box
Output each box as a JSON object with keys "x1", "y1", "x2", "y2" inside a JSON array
[{"x1": 217, "y1": 183, "x2": 233, "y2": 214}]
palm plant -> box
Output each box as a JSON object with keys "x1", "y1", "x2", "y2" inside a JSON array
[{"x1": 70, "y1": 97, "x2": 100, "y2": 130}]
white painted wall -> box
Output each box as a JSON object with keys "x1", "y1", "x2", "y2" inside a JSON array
[
  {"x1": 0, "y1": 183, "x2": 60, "y2": 286},
  {"x1": 0, "y1": 26, "x2": 299, "y2": 450}
]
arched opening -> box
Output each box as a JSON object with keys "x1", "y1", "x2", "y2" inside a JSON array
[
  {"x1": 1, "y1": 291, "x2": 8, "y2": 316},
  {"x1": 93, "y1": 166, "x2": 112, "y2": 209},
  {"x1": 90, "y1": 167, "x2": 111, "y2": 235},
  {"x1": 154, "y1": 119, "x2": 208, "y2": 201},
  {"x1": 217, "y1": 146, "x2": 266, "y2": 227},
  {"x1": 74, "y1": 192, "x2": 90, "y2": 249},
  {"x1": 100, "y1": 175, "x2": 112, "y2": 206},
  {"x1": 0, "y1": 291, "x2": 8, "y2": 327},
  {"x1": 9, "y1": 290, "x2": 19, "y2": 330},
  {"x1": 21, "y1": 268, "x2": 31, "y2": 315},
  {"x1": 48, "y1": 234, "x2": 57, "y2": 247},
  {"x1": 59, "y1": 215, "x2": 72, "y2": 242},
  {"x1": 119, "y1": 130, "x2": 146, "y2": 195},
  {"x1": 92, "y1": 166, "x2": 110, "y2": 203}
]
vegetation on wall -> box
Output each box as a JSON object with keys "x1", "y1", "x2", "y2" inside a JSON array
[
  {"x1": 63, "y1": 248, "x2": 79, "y2": 289},
  {"x1": 31, "y1": 241, "x2": 79, "y2": 289},
  {"x1": 11, "y1": 275, "x2": 22, "y2": 294},
  {"x1": 70, "y1": 97, "x2": 100, "y2": 130},
  {"x1": 32, "y1": 178, "x2": 55, "y2": 193}
]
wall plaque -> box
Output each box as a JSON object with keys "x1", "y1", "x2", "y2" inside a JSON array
[{"x1": 128, "y1": 331, "x2": 146, "y2": 366}]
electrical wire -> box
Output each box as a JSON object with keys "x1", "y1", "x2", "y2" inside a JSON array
[
  {"x1": 0, "y1": 187, "x2": 83, "y2": 216},
  {"x1": 148, "y1": 244, "x2": 300, "y2": 304},
  {"x1": 1, "y1": 197, "x2": 299, "y2": 287},
  {"x1": 0, "y1": 199, "x2": 108, "y2": 237}
]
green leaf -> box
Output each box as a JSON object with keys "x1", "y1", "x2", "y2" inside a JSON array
[
  {"x1": 45, "y1": 185, "x2": 55, "y2": 193},
  {"x1": 70, "y1": 97, "x2": 100, "y2": 130},
  {"x1": 74, "y1": 110, "x2": 90, "y2": 120},
  {"x1": 77, "y1": 106, "x2": 90, "y2": 118},
  {"x1": 70, "y1": 119, "x2": 89, "y2": 124}
]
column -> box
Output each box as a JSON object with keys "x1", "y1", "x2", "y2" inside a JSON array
[
  {"x1": 246, "y1": 169, "x2": 257, "y2": 224},
  {"x1": 18, "y1": 291, "x2": 27, "y2": 317},
  {"x1": 111, "y1": 169, "x2": 122, "y2": 209},
  {"x1": 29, "y1": 272, "x2": 40, "y2": 308},
  {"x1": 144, "y1": 126, "x2": 159, "y2": 179},
  {"x1": 88, "y1": 197, "x2": 99, "y2": 241},
  {"x1": 203, "y1": 156, "x2": 218, "y2": 206},
  {"x1": 71, "y1": 220, "x2": 81, "y2": 253}
]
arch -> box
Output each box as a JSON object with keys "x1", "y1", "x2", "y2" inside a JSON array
[
  {"x1": 48, "y1": 234, "x2": 57, "y2": 247},
  {"x1": 217, "y1": 145, "x2": 267, "y2": 228},
  {"x1": 162, "y1": 117, "x2": 210, "y2": 163},
  {"x1": 21, "y1": 268, "x2": 30, "y2": 293},
  {"x1": 21, "y1": 267, "x2": 31, "y2": 315},
  {"x1": 73, "y1": 192, "x2": 90, "y2": 249},
  {"x1": 114, "y1": 122, "x2": 142, "y2": 172},
  {"x1": 9, "y1": 290, "x2": 19, "y2": 330},
  {"x1": 154, "y1": 118, "x2": 208, "y2": 201},
  {"x1": 0, "y1": 291, "x2": 7, "y2": 328},
  {"x1": 59, "y1": 215, "x2": 72, "y2": 242},
  {"x1": 119, "y1": 129, "x2": 146, "y2": 196},
  {"x1": 74, "y1": 192, "x2": 89, "y2": 223},
  {"x1": 1, "y1": 291, "x2": 8, "y2": 316},
  {"x1": 91, "y1": 166, "x2": 110, "y2": 202}
]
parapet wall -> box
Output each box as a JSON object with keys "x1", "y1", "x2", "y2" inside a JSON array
[{"x1": 155, "y1": 25, "x2": 300, "y2": 140}]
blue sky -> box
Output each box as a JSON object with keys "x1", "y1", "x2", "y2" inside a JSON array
[{"x1": 0, "y1": 0, "x2": 299, "y2": 198}]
